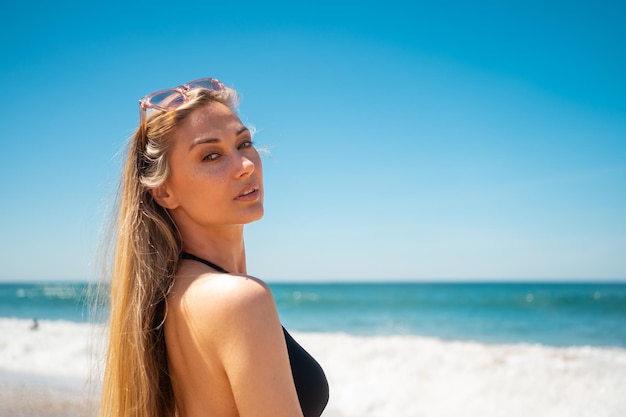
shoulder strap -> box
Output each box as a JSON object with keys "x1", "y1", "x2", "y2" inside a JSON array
[{"x1": 181, "y1": 252, "x2": 229, "y2": 273}]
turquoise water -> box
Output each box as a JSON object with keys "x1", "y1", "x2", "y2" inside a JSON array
[
  {"x1": 0, "y1": 282, "x2": 93, "y2": 322},
  {"x1": 1, "y1": 281, "x2": 625, "y2": 347},
  {"x1": 274, "y1": 282, "x2": 626, "y2": 347}
]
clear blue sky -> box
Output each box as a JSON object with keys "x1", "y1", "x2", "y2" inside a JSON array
[{"x1": 1, "y1": 0, "x2": 624, "y2": 281}]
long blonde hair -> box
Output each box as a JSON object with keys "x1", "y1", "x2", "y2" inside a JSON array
[{"x1": 100, "y1": 86, "x2": 238, "y2": 417}]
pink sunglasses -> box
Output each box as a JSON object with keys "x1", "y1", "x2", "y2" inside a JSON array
[{"x1": 138, "y1": 77, "x2": 225, "y2": 128}]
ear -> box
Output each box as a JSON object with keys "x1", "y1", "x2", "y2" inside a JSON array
[{"x1": 149, "y1": 185, "x2": 179, "y2": 210}]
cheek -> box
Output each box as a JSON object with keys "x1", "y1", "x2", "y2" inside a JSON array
[{"x1": 169, "y1": 166, "x2": 217, "y2": 207}]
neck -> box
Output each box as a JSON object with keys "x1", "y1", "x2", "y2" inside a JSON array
[{"x1": 178, "y1": 224, "x2": 248, "y2": 274}]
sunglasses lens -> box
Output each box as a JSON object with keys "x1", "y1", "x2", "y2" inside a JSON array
[
  {"x1": 147, "y1": 89, "x2": 186, "y2": 110},
  {"x1": 187, "y1": 78, "x2": 224, "y2": 92}
]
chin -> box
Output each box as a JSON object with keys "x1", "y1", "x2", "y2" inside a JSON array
[{"x1": 243, "y1": 206, "x2": 264, "y2": 224}]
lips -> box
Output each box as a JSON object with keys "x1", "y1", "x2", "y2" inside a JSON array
[{"x1": 236, "y1": 185, "x2": 260, "y2": 201}]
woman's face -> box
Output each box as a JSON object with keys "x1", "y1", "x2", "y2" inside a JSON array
[{"x1": 155, "y1": 101, "x2": 264, "y2": 230}]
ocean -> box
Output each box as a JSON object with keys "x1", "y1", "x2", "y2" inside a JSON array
[{"x1": 1, "y1": 281, "x2": 625, "y2": 416}]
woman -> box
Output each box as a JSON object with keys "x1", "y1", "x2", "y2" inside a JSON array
[{"x1": 100, "y1": 78, "x2": 329, "y2": 417}]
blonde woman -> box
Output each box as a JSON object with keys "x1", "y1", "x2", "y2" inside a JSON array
[{"x1": 100, "y1": 78, "x2": 329, "y2": 417}]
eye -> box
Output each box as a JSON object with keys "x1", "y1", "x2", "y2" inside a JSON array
[
  {"x1": 202, "y1": 152, "x2": 220, "y2": 162},
  {"x1": 238, "y1": 140, "x2": 254, "y2": 150}
]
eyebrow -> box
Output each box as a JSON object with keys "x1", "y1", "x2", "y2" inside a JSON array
[{"x1": 189, "y1": 126, "x2": 250, "y2": 151}]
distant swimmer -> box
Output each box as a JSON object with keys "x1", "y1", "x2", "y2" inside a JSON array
[{"x1": 30, "y1": 318, "x2": 39, "y2": 330}]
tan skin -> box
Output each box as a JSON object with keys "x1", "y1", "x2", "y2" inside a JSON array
[{"x1": 151, "y1": 101, "x2": 304, "y2": 417}]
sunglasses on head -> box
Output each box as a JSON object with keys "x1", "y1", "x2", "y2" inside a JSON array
[{"x1": 138, "y1": 77, "x2": 225, "y2": 128}]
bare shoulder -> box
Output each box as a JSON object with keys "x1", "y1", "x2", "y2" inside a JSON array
[{"x1": 167, "y1": 260, "x2": 278, "y2": 335}]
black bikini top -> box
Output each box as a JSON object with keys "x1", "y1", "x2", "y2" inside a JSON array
[{"x1": 181, "y1": 252, "x2": 329, "y2": 417}]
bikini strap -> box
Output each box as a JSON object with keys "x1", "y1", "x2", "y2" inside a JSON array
[{"x1": 181, "y1": 252, "x2": 229, "y2": 273}]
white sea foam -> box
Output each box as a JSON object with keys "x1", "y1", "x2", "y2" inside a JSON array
[
  {"x1": 0, "y1": 318, "x2": 105, "y2": 380},
  {"x1": 297, "y1": 332, "x2": 626, "y2": 417},
  {"x1": 1, "y1": 318, "x2": 625, "y2": 417}
]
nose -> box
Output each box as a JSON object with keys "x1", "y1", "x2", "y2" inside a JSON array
[{"x1": 235, "y1": 153, "x2": 255, "y2": 178}]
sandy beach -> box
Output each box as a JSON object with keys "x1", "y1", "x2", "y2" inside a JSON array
[
  {"x1": 0, "y1": 371, "x2": 99, "y2": 417},
  {"x1": 0, "y1": 371, "x2": 346, "y2": 417}
]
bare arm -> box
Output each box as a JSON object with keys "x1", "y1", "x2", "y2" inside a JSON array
[{"x1": 181, "y1": 273, "x2": 303, "y2": 417}]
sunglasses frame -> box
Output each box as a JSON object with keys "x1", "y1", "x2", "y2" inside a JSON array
[{"x1": 138, "y1": 77, "x2": 225, "y2": 129}]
